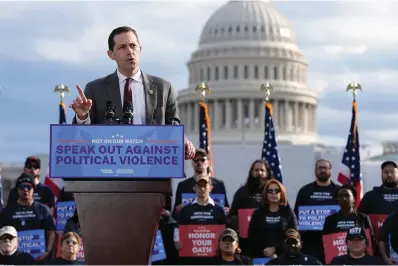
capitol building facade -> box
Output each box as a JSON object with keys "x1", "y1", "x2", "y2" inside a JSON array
[{"x1": 177, "y1": 0, "x2": 319, "y2": 145}]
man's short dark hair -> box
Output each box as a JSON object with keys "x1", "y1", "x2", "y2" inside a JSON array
[
  {"x1": 381, "y1": 161, "x2": 398, "y2": 170},
  {"x1": 108, "y1": 26, "x2": 140, "y2": 51},
  {"x1": 315, "y1": 159, "x2": 332, "y2": 169}
]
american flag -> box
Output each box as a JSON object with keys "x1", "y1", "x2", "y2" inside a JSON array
[
  {"x1": 44, "y1": 101, "x2": 67, "y2": 198},
  {"x1": 337, "y1": 100, "x2": 362, "y2": 208},
  {"x1": 261, "y1": 103, "x2": 283, "y2": 183},
  {"x1": 199, "y1": 101, "x2": 214, "y2": 177}
]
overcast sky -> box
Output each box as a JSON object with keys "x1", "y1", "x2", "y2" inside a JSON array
[{"x1": 0, "y1": 0, "x2": 397, "y2": 163}]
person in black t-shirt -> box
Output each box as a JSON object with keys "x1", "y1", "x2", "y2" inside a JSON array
[
  {"x1": 267, "y1": 228, "x2": 322, "y2": 265},
  {"x1": 45, "y1": 232, "x2": 84, "y2": 265},
  {"x1": 322, "y1": 184, "x2": 375, "y2": 254},
  {"x1": 294, "y1": 159, "x2": 340, "y2": 263},
  {"x1": 0, "y1": 226, "x2": 36, "y2": 265},
  {"x1": 0, "y1": 173, "x2": 56, "y2": 262},
  {"x1": 248, "y1": 179, "x2": 298, "y2": 259},
  {"x1": 330, "y1": 227, "x2": 386, "y2": 265},
  {"x1": 377, "y1": 211, "x2": 398, "y2": 264},
  {"x1": 174, "y1": 176, "x2": 226, "y2": 265},
  {"x1": 228, "y1": 159, "x2": 272, "y2": 255},
  {"x1": 7, "y1": 156, "x2": 55, "y2": 210},
  {"x1": 212, "y1": 228, "x2": 252, "y2": 265},
  {"x1": 173, "y1": 149, "x2": 229, "y2": 219},
  {"x1": 358, "y1": 161, "x2": 398, "y2": 242}
]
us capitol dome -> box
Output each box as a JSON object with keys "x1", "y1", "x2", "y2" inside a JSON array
[{"x1": 177, "y1": 0, "x2": 320, "y2": 145}]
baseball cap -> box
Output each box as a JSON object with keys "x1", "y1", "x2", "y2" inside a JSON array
[
  {"x1": 24, "y1": 156, "x2": 41, "y2": 169},
  {"x1": 346, "y1": 227, "x2": 366, "y2": 240},
  {"x1": 0, "y1": 226, "x2": 17, "y2": 238},
  {"x1": 16, "y1": 173, "x2": 35, "y2": 187},
  {"x1": 219, "y1": 228, "x2": 238, "y2": 242},
  {"x1": 195, "y1": 176, "x2": 211, "y2": 185},
  {"x1": 285, "y1": 228, "x2": 301, "y2": 242},
  {"x1": 381, "y1": 161, "x2": 398, "y2": 170}
]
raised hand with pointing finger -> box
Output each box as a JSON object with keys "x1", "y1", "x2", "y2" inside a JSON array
[{"x1": 69, "y1": 85, "x2": 92, "y2": 121}]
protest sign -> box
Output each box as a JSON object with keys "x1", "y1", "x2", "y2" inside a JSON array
[
  {"x1": 49, "y1": 125, "x2": 184, "y2": 179},
  {"x1": 238, "y1": 208, "x2": 256, "y2": 238},
  {"x1": 179, "y1": 224, "x2": 225, "y2": 257},
  {"x1": 298, "y1": 205, "x2": 340, "y2": 231},
  {"x1": 18, "y1": 230, "x2": 46, "y2": 259}
]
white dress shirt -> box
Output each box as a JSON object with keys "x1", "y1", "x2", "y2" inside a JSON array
[{"x1": 75, "y1": 69, "x2": 146, "y2": 124}]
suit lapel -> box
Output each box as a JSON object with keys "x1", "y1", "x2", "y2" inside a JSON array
[
  {"x1": 142, "y1": 73, "x2": 157, "y2": 124},
  {"x1": 106, "y1": 71, "x2": 123, "y2": 118}
]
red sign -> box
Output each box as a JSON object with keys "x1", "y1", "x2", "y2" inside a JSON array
[
  {"x1": 368, "y1": 214, "x2": 387, "y2": 238},
  {"x1": 322, "y1": 229, "x2": 373, "y2": 264},
  {"x1": 238, "y1": 208, "x2": 256, "y2": 238},
  {"x1": 179, "y1": 224, "x2": 225, "y2": 257}
]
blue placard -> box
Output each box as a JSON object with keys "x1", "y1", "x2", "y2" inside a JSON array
[
  {"x1": 298, "y1": 205, "x2": 340, "y2": 230},
  {"x1": 18, "y1": 229, "x2": 46, "y2": 258},
  {"x1": 49, "y1": 125, "x2": 185, "y2": 179},
  {"x1": 56, "y1": 201, "x2": 76, "y2": 231},
  {"x1": 152, "y1": 230, "x2": 167, "y2": 262},
  {"x1": 181, "y1": 193, "x2": 225, "y2": 207},
  {"x1": 253, "y1": 257, "x2": 270, "y2": 265}
]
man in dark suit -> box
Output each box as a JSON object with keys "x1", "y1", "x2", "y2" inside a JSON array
[{"x1": 69, "y1": 26, "x2": 195, "y2": 158}]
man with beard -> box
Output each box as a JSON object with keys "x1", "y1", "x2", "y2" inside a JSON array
[
  {"x1": 7, "y1": 156, "x2": 55, "y2": 211},
  {"x1": 293, "y1": 159, "x2": 340, "y2": 263},
  {"x1": 359, "y1": 161, "x2": 398, "y2": 240},
  {"x1": 227, "y1": 159, "x2": 272, "y2": 256}
]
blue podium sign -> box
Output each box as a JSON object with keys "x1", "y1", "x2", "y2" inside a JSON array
[{"x1": 49, "y1": 125, "x2": 185, "y2": 179}]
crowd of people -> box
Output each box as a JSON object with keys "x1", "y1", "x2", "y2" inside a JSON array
[{"x1": 1, "y1": 150, "x2": 398, "y2": 265}]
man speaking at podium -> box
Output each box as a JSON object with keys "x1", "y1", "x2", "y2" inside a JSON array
[{"x1": 69, "y1": 26, "x2": 195, "y2": 159}]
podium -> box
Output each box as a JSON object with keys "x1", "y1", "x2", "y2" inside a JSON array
[{"x1": 50, "y1": 124, "x2": 185, "y2": 265}]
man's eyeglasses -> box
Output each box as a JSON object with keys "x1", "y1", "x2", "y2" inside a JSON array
[
  {"x1": 267, "y1": 188, "x2": 281, "y2": 194},
  {"x1": 18, "y1": 184, "x2": 33, "y2": 191},
  {"x1": 193, "y1": 158, "x2": 206, "y2": 163},
  {"x1": 0, "y1": 235, "x2": 16, "y2": 241},
  {"x1": 64, "y1": 240, "x2": 78, "y2": 245}
]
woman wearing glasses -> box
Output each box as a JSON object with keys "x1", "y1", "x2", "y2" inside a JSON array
[
  {"x1": 45, "y1": 232, "x2": 84, "y2": 265},
  {"x1": 248, "y1": 179, "x2": 298, "y2": 260}
]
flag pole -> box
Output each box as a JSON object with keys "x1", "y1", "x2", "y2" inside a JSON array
[
  {"x1": 195, "y1": 81, "x2": 213, "y2": 177},
  {"x1": 54, "y1": 84, "x2": 70, "y2": 104},
  {"x1": 346, "y1": 81, "x2": 362, "y2": 209},
  {"x1": 260, "y1": 81, "x2": 274, "y2": 115}
]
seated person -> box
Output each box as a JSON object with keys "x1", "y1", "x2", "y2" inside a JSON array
[
  {"x1": 330, "y1": 227, "x2": 386, "y2": 265},
  {"x1": 267, "y1": 228, "x2": 322, "y2": 265},
  {"x1": 0, "y1": 226, "x2": 35, "y2": 265},
  {"x1": 213, "y1": 228, "x2": 252, "y2": 265}
]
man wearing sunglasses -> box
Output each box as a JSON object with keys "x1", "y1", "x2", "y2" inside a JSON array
[
  {"x1": 0, "y1": 226, "x2": 35, "y2": 265},
  {"x1": 172, "y1": 149, "x2": 229, "y2": 218},
  {"x1": 0, "y1": 173, "x2": 56, "y2": 262},
  {"x1": 7, "y1": 156, "x2": 55, "y2": 211}
]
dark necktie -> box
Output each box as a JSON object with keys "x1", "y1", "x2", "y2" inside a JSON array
[{"x1": 123, "y1": 78, "x2": 132, "y2": 108}]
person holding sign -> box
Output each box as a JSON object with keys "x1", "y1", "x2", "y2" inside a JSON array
[
  {"x1": 293, "y1": 159, "x2": 340, "y2": 263},
  {"x1": 174, "y1": 176, "x2": 226, "y2": 265},
  {"x1": 0, "y1": 173, "x2": 56, "y2": 262},
  {"x1": 68, "y1": 26, "x2": 195, "y2": 159},
  {"x1": 358, "y1": 161, "x2": 398, "y2": 239},
  {"x1": 228, "y1": 159, "x2": 272, "y2": 255},
  {"x1": 322, "y1": 185, "x2": 376, "y2": 260},
  {"x1": 0, "y1": 226, "x2": 36, "y2": 265},
  {"x1": 330, "y1": 227, "x2": 385, "y2": 265},
  {"x1": 248, "y1": 179, "x2": 298, "y2": 259},
  {"x1": 266, "y1": 228, "x2": 321, "y2": 265},
  {"x1": 212, "y1": 228, "x2": 252, "y2": 265}
]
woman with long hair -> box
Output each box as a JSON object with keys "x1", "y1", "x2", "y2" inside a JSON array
[{"x1": 248, "y1": 179, "x2": 298, "y2": 259}]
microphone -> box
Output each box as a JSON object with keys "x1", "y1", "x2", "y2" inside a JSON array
[
  {"x1": 122, "y1": 102, "x2": 134, "y2": 124},
  {"x1": 105, "y1": 101, "x2": 115, "y2": 124}
]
